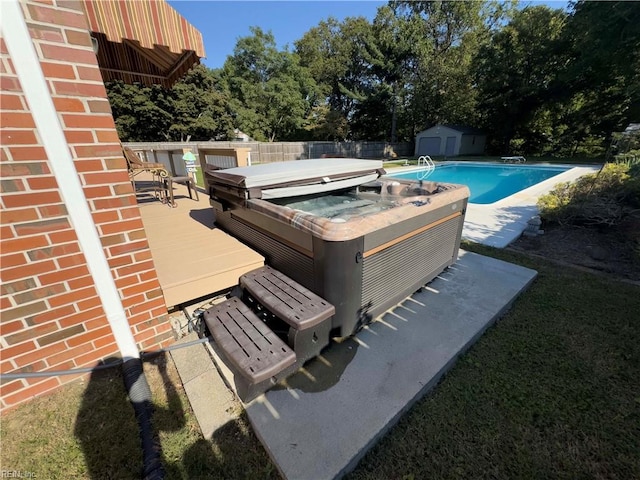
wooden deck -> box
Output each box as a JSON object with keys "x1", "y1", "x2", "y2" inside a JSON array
[{"x1": 135, "y1": 177, "x2": 264, "y2": 308}]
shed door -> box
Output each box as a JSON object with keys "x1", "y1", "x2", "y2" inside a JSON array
[
  {"x1": 418, "y1": 137, "x2": 441, "y2": 155},
  {"x1": 445, "y1": 136, "x2": 456, "y2": 156}
]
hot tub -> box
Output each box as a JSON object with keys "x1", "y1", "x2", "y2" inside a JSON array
[{"x1": 206, "y1": 159, "x2": 470, "y2": 337}]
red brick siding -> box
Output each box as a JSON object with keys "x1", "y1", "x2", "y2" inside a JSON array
[{"x1": 0, "y1": 0, "x2": 171, "y2": 413}]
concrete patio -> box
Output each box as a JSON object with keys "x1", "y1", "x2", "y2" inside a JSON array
[
  {"x1": 171, "y1": 249, "x2": 537, "y2": 480},
  {"x1": 137, "y1": 165, "x2": 541, "y2": 478}
]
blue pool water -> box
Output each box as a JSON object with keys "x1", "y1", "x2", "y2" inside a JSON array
[{"x1": 388, "y1": 163, "x2": 570, "y2": 204}]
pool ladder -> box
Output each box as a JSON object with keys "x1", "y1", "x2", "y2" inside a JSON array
[{"x1": 417, "y1": 155, "x2": 435, "y2": 180}]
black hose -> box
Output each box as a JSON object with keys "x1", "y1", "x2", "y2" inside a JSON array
[
  {"x1": 183, "y1": 307, "x2": 194, "y2": 333},
  {"x1": 122, "y1": 358, "x2": 164, "y2": 480},
  {"x1": 0, "y1": 336, "x2": 218, "y2": 477},
  {"x1": 1, "y1": 324, "x2": 214, "y2": 479}
]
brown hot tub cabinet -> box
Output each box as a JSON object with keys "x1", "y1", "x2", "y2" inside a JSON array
[{"x1": 202, "y1": 159, "x2": 469, "y2": 401}]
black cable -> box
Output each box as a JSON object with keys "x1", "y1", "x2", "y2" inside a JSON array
[{"x1": 0, "y1": 335, "x2": 213, "y2": 380}]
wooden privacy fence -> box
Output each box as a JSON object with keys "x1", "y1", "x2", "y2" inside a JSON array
[{"x1": 124, "y1": 141, "x2": 414, "y2": 170}]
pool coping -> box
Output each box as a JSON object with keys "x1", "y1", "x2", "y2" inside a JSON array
[{"x1": 386, "y1": 161, "x2": 601, "y2": 248}]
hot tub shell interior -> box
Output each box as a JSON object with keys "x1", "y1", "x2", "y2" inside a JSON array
[{"x1": 207, "y1": 159, "x2": 470, "y2": 337}]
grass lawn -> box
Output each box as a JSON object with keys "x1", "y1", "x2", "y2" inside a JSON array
[
  {"x1": 2, "y1": 244, "x2": 639, "y2": 479},
  {"x1": 0, "y1": 354, "x2": 276, "y2": 480}
]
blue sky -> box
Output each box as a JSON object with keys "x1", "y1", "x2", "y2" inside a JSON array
[{"x1": 168, "y1": 1, "x2": 569, "y2": 69}]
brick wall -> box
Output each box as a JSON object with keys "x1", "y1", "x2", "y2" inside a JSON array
[{"x1": 0, "y1": 0, "x2": 172, "y2": 413}]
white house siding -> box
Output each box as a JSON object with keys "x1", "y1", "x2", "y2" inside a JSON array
[
  {"x1": 415, "y1": 126, "x2": 462, "y2": 156},
  {"x1": 415, "y1": 125, "x2": 486, "y2": 157}
]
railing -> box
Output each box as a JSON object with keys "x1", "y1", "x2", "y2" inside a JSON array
[{"x1": 417, "y1": 155, "x2": 435, "y2": 180}]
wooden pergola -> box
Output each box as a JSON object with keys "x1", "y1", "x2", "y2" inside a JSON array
[{"x1": 81, "y1": 0, "x2": 206, "y2": 88}]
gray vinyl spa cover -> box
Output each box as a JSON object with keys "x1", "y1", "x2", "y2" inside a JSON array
[{"x1": 206, "y1": 158, "x2": 384, "y2": 199}]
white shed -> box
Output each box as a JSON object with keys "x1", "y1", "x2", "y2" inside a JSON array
[{"x1": 415, "y1": 124, "x2": 486, "y2": 157}]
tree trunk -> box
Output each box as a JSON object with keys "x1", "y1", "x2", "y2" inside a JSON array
[{"x1": 390, "y1": 85, "x2": 398, "y2": 144}]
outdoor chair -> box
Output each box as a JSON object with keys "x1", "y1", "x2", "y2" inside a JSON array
[
  {"x1": 123, "y1": 146, "x2": 170, "y2": 203},
  {"x1": 123, "y1": 146, "x2": 170, "y2": 180}
]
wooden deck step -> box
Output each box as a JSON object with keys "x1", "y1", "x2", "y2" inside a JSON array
[
  {"x1": 203, "y1": 297, "x2": 296, "y2": 384},
  {"x1": 240, "y1": 266, "x2": 335, "y2": 330}
]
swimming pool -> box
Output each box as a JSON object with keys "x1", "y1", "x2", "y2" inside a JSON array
[{"x1": 387, "y1": 163, "x2": 570, "y2": 204}]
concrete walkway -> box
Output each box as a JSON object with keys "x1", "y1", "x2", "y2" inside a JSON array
[
  {"x1": 462, "y1": 165, "x2": 599, "y2": 247},
  {"x1": 172, "y1": 250, "x2": 537, "y2": 479},
  {"x1": 387, "y1": 163, "x2": 599, "y2": 248}
]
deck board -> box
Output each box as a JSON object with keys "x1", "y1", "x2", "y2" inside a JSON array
[{"x1": 136, "y1": 177, "x2": 264, "y2": 307}]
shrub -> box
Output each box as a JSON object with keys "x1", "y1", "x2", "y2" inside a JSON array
[{"x1": 538, "y1": 163, "x2": 639, "y2": 227}]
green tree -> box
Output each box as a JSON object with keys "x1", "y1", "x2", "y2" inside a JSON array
[
  {"x1": 392, "y1": 0, "x2": 511, "y2": 138},
  {"x1": 295, "y1": 16, "x2": 375, "y2": 140},
  {"x1": 347, "y1": 6, "x2": 417, "y2": 142},
  {"x1": 303, "y1": 104, "x2": 349, "y2": 141},
  {"x1": 474, "y1": 6, "x2": 568, "y2": 154},
  {"x1": 106, "y1": 81, "x2": 173, "y2": 141},
  {"x1": 167, "y1": 65, "x2": 234, "y2": 141},
  {"x1": 221, "y1": 27, "x2": 318, "y2": 141},
  {"x1": 558, "y1": 0, "x2": 640, "y2": 154},
  {"x1": 106, "y1": 65, "x2": 235, "y2": 142}
]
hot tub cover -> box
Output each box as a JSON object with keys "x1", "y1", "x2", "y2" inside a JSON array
[{"x1": 206, "y1": 159, "x2": 385, "y2": 200}]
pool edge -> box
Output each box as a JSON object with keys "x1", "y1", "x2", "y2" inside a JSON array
[{"x1": 385, "y1": 161, "x2": 601, "y2": 248}]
